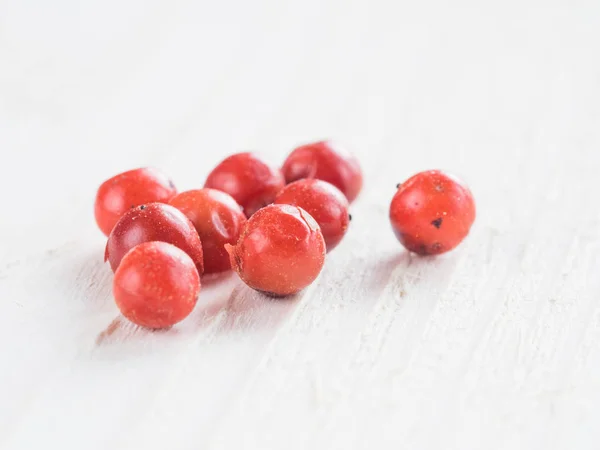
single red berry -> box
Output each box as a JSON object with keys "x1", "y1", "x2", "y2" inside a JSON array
[
  {"x1": 105, "y1": 203, "x2": 204, "y2": 274},
  {"x1": 113, "y1": 241, "x2": 200, "y2": 329},
  {"x1": 169, "y1": 188, "x2": 247, "y2": 274},
  {"x1": 225, "y1": 204, "x2": 325, "y2": 296},
  {"x1": 94, "y1": 168, "x2": 177, "y2": 236},
  {"x1": 281, "y1": 141, "x2": 363, "y2": 203},
  {"x1": 389, "y1": 170, "x2": 475, "y2": 255},
  {"x1": 204, "y1": 152, "x2": 285, "y2": 217},
  {"x1": 274, "y1": 179, "x2": 350, "y2": 252}
]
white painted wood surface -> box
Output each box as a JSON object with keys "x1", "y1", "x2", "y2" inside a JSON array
[{"x1": 1, "y1": 1, "x2": 600, "y2": 448}]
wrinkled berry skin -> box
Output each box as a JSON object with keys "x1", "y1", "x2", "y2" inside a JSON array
[
  {"x1": 274, "y1": 179, "x2": 350, "y2": 252},
  {"x1": 225, "y1": 204, "x2": 326, "y2": 296},
  {"x1": 389, "y1": 170, "x2": 475, "y2": 255},
  {"x1": 94, "y1": 168, "x2": 177, "y2": 236},
  {"x1": 105, "y1": 203, "x2": 204, "y2": 274},
  {"x1": 204, "y1": 152, "x2": 285, "y2": 217},
  {"x1": 113, "y1": 241, "x2": 200, "y2": 329},
  {"x1": 169, "y1": 188, "x2": 247, "y2": 274},
  {"x1": 281, "y1": 141, "x2": 363, "y2": 203}
]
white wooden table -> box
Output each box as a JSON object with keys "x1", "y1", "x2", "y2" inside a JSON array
[{"x1": 1, "y1": 1, "x2": 599, "y2": 448}]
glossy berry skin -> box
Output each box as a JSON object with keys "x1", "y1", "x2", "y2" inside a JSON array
[
  {"x1": 204, "y1": 152, "x2": 285, "y2": 217},
  {"x1": 389, "y1": 170, "x2": 476, "y2": 255},
  {"x1": 274, "y1": 179, "x2": 350, "y2": 252},
  {"x1": 113, "y1": 241, "x2": 200, "y2": 329},
  {"x1": 169, "y1": 188, "x2": 247, "y2": 274},
  {"x1": 281, "y1": 141, "x2": 363, "y2": 203},
  {"x1": 225, "y1": 204, "x2": 326, "y2": 296},
  {"x1": 105, "y1": 203, "x2": 204, "y2": 274},
  {"x1": 94, "y1": 168, "x2": 177, "y2": 236}
]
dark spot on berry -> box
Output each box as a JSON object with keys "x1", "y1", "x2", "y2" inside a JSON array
[
  {"x1": 139, "y1": 205, "x2": 146, "y2": 210},
  {"x1": 396, "y1": 183, "x2": 401, "y2": 189},
  {"x1": 434, "y1": 183, "x2": 444, "y2": 192},
  {"x1": 431, "y1": 242, "x2": 442, "y2": 252},
  {"x1": 348, "y1": 214, "x2": 352, "y2": 221},
  {"x1": 431, "y1": 218, "x2": 443, "y2": 228},
  {"x1": 130, "y1": 204, "x2": 135, "y2": 209}
]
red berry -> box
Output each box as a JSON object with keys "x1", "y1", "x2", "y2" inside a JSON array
[
  {"x1": 281, "y1": 141, "x2": 363, "y2": 203},
  {"x1": 225, "y1": 204, "x2": 325, "y2": 296},
  {"x1": 274, "y1": 179, "x2": 350, "y2": 252},
  {"x1": 105, "y1": 203, "x2": 204, "y2": 274},
  {"x1": 94, "y1": 168, "x2": 177, "y2": 236},
  {"x1": 169, "y1": 188, "x2": 247, "y2": 274},
  {"x1": 389, "y1": 170, "x2": 475, "y2": 255},
  {"x1": 113, "y1": 241, "x2": 200, "y2": 329},
  {"x1": 204, "y1": 152, "x2": 285, "y2": 217}
]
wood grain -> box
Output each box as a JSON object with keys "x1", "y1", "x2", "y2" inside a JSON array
[{"x1": 1, "y1": 0, "x2": 599, "y2": 449}]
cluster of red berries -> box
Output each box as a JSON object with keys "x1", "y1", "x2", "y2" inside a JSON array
[{"x1": 94, "y1": 141, "x2": 475, "y2": 329}]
